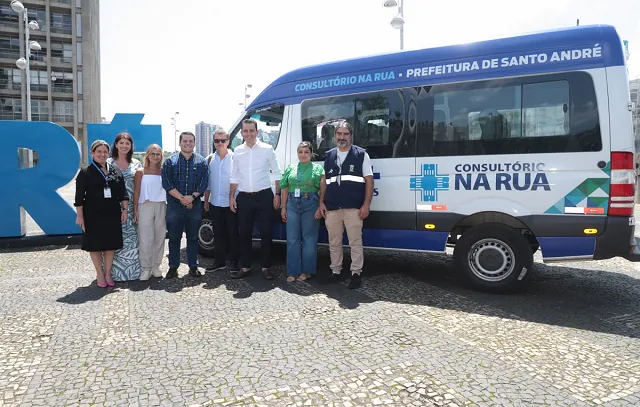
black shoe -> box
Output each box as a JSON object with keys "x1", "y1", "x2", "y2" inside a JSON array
[
  {"x1": 165, "y1": 267, "x2": 178, "y2": 279},
  {"x1": 327, "y1": 272, "x2": 343, "y2": 283},
  {"x1": 206, "y1": 262, "x2": 226, "y2": 273},
  {"x1": 348, "y1": 273, "x2": 362, "y2": 289},
  {"x1": 230, "y1": 268, "x2": 251, "y2": 279},
  {"x1": 189, "y1": 267, "x2": 202, "y2": 277},
  {"x1": 227, "y1": 261, "x2": 239, "y2": 272}
]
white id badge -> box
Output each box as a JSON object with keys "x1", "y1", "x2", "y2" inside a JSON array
[
  {"x1": 294, "y1": 188, "x2": 301, "y2": 198},
  {"x1": 103, "y1": 187, "x2": 112, "y2": 198}
]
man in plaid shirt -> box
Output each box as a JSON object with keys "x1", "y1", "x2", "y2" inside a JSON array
[{"x1": 161, "y1": 131, "x2": 209, "y2": 278}]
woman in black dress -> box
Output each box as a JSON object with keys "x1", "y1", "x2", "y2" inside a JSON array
[{"x1": 75, "y1": 140, "x2": 129, "y2": 287}]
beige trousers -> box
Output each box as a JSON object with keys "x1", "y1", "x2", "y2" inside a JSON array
[
  {"x1": 137, "y1": 201, "x2": 166, "y2": 280},
  {"x1": 325, "y1": 209, "x2": 364, "y2": 274}
]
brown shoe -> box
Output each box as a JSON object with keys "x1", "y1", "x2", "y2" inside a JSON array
[{"x1": 261, "y1": 268, "x2": 273, "y2": 280}]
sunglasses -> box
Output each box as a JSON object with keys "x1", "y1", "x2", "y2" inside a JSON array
[{"x1": 214, "y1": 139, "x2": 228, "y2": 143}]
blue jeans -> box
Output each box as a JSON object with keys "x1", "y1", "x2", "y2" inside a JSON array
[
  {"x1": 286, "y1": 192, "x2": 320, "y2": 276},
  {"x1": 166, "y1": 199, "x2": 202, "y2": 268}
]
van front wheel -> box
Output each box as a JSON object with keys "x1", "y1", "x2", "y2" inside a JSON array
[
  {"x1": 453, "y1": 223, "x2": 533, "y2": 293},
  {"x1": 198, "y1": 217, "x2": 216, "y2": 257}
]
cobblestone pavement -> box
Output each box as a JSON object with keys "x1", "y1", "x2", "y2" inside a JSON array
[
  {"x1": 1, "y1": 245, "x2": 640, "y2": 407},
  {"x1": 1, "y1": 184, "x2": 639, "y2": 406}
]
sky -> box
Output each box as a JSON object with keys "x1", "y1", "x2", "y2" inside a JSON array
[{"x1": 99, "y1": 0, "x2": 640, "y2": 152}]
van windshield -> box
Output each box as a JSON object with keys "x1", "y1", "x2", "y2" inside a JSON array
[{"x1": 230, "y1": 105, "x2": 284, "y2": 151}]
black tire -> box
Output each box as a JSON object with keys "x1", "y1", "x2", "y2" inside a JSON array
[
  {"x1": 453, "y1": 223, "x2": 533, "y2": 293},
  {"x1": 198, "y1": 217, "x2": 216, "y2": 257}
]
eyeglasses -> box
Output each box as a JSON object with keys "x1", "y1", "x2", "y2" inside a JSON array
[
  {"x1": 214, "y1": 139, "x2": 228, "y2": 143},
  {"x1": 149, "y1": 152, "x2": 162, "y2": 157}
]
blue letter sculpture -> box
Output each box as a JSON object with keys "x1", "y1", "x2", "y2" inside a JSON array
[
  {"x1": 87, "y1": 113, "x2": 162, "y2": 154},
  {"x1": 0, "y1": 114, "x2": 163, "y2": 238},
  {"x1": 0, "y1": 121, "x2": 81, "y2": 237}
]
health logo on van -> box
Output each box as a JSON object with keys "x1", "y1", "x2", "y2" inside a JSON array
[{"x1": 410, "y1": 164, "x2": 450, "y2": 202}]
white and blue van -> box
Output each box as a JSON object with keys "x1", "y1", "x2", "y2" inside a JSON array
[{"x1": 198, "y1": 24, "x2": 639, "y2": 293}]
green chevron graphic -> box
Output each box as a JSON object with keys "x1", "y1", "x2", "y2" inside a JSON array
[{"x1": 545, "y1": 162, "x2": 610, "y2": 215}]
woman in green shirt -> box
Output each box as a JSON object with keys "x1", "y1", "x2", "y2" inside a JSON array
[{"x1": 281, "y1": 142, "x2": 326, "y2": 282}]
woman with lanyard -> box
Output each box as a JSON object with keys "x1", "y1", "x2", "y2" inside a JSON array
[
  {"x1": 280, "y1": 141, "x2": 326, "y2": 282},
  {"x1": 75, "y1": 140, "x2": 129, "y2": 288}
]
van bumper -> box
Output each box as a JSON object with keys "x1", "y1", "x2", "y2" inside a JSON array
[{"x1": 593, "y1": 216, "x2": 640, "y2": 261}]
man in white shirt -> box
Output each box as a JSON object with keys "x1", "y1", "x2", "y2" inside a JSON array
[
  {"x1": 229, "y1": 119, "x2": 282, "y2": 280},
  {"x1": 204, "y1": 129, "x2": 239, "y2": 273}
]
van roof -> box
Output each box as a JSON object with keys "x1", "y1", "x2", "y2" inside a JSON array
[{"x1": 249, "y1": 24, "x2": 625, "y2": 108}]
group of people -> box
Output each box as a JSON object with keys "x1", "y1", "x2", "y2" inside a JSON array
[
  {"x1": 74, "y1": 119, "x2": 374, "y2": 290},
  {"x1": 74, "y1": 132, "x2": 167, "y2": 286}
]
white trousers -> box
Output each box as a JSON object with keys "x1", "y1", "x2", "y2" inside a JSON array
[{"x1": 137, "y1": 201, "x2": 166, "y2": 279}]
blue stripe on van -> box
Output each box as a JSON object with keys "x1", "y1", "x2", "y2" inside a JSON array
[
  {"x1": 324, "y1": 229, "x2": 449, "y2": 252},
  {"x1": 537, "y1": 236, "x2": 596, "y2": 258},
  {"x1": 265, "y1": 225, "x2": 595, "y2": 257},
  {"x1": 265, "y1": 225, "x2": 448, "y2": 252}
]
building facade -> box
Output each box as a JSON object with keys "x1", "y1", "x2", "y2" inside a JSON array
[
  {"x1": 195, "y1": 121, "x2": 220, "y2": 157},
  {"x1": 0, "y1": 0, "x2": 101, "y2": 163}
]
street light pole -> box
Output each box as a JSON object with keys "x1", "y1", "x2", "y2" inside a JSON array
[
  {"x1": 398, "y1": 0, "x2": 404, "y2": 51},
  {"x1": 383, "y1": 0, "x2": 405, "y2": 51},
  {"x1": 22, "y1": 9, "x2": 31, "y2": 121},
  {"x1": 244, "y1": 83, "x2": 252, "y2": 110},
  {"x1": 171, "y1": 112, "x2": 179, "y2": 152},
  {"x1": 11, "y1": 0, "x2": 41, "y2": 121}
]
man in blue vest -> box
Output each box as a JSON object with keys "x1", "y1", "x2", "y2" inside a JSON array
[{"x1": 319, "y1": 121, "x2": 374, "y2": 289}]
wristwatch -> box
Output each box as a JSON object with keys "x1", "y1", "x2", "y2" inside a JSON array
[{"x1": 191, "y1": 193, "x2": 198, "y2": 200}]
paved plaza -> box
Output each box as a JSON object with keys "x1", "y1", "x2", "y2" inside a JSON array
[{"x1": 1, "y1": 183, "x2": 640, "y2": 406}]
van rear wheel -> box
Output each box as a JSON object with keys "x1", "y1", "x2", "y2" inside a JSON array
[{"x1": 453, "y1": 223, "x2": 533, "y2": 293}]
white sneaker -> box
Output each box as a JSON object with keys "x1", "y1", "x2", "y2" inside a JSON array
[
  {"x1": 139, "y1": 268, "x2": 152, "y2": 281},
  {"x1": 151, "y1": 267, "x2": 163, "y2": 278}
]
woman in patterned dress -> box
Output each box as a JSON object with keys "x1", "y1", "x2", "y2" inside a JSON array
[{"x1": 108, "y1": 132, "x2": 143, "y2": 281}]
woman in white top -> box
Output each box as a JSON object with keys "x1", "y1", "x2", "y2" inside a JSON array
[{"x1": 133, "y1": 144, "x2": 167, "y2": 280}]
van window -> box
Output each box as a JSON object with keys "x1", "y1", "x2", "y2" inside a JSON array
[
  {"x1": 301, "y1": 89, "x2": 415, "y2": 161},
  {"x1": 419, "y1": 72, "x2": 601, "y2": 156},
  {"x1": 522, "y1": 81, "x2": 570, "y2": 137},
  {"x1": 436, "y1": 84, "x2": 522, "y2": 143},
  {"x1": 229, "y1": 105, "x2": 284, "y2": 151}
]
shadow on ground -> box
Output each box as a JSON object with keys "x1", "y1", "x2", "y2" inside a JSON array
[{"x1": 53, "y1": 242, "x2": 640, "y2": 339}]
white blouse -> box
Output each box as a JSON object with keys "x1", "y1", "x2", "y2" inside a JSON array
[{"x1": 138, "y1": 174, "x2": 166, "y2": 204}]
